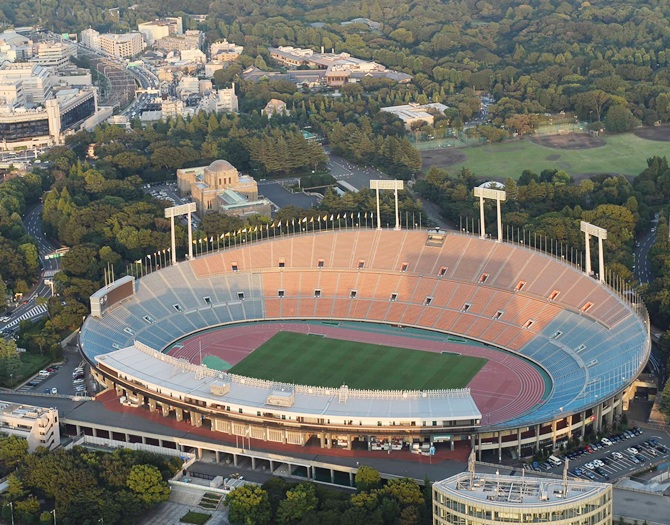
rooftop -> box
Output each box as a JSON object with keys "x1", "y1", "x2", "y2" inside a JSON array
[
  {"x1": 434, "y1": 472, "x2": 610, "y2": 507},
  {"x1": 0, "y1": 402, "x2": 55, "y2": 421},
  {"x1": 95, "y1": 343, "x2": 481, "y2": 422}
]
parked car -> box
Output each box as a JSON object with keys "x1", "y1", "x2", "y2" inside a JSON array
[
  {"x1": 657, "y1": 445, "x2": 668, "y2": 453},
  {"x1": 601, "y1": 438, "x2": 612, "y2": 446},
  {"x1": 626, "y1": 447, "x2": 639, "y2": 455},
  {"x1": 612, "y1": 452, "x2": 624, "y2": 460},
  {"x1": 635, "y1": 454, "x2": 646, "y2": 463},
  {"x1": 50, "y1": 387, "x2": 57, "y2": 395},
  {"x1": 584, "y1": 462, "x2": 596, "y2": 470}
]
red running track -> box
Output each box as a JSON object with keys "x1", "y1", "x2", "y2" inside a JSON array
[{"x1": 168, "y1": 323, "x2": 547, "y2": 426}]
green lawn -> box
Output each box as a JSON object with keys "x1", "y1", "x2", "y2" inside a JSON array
[
  {"x1": 426, "y1": 133, "x2": 670, "y2": 180},
  {"x1": 228, "y1": 332, "x2": 486, "y2": 390}
]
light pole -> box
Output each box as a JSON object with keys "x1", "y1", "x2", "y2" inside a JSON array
[
  {"x1": 6, "y1": 502, "x2": 14, "y2": 525},
  {"x1": 51, "y1": 509, "x2": 56, "y2": 525}
]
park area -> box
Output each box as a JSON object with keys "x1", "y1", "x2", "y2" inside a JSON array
[
  {"x1": 226, "y1": 331, "x2": 486, "y2": 390},
  {"x1": 421, "y1": 129, "x2": 670, "y2": 181}
]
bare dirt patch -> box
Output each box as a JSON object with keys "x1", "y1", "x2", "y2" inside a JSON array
[
  {"x1": 530, "y1": 133, "x2": 605, "y2": 150},
  {"x1": 634, "y1": 125, "x2": 670, "y2": 142},
  {"x1": 421, "y1": 148, "x2": 467, "y2": 168}
]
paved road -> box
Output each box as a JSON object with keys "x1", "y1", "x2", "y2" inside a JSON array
[
  {"x1": 1, "y1": 204, "x2": 59, "y2": 334},
  {"x1": 634, "y1": 214, "x2": 658, "y2": 284}
]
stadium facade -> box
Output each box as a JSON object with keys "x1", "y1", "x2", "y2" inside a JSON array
[{"x1": 80, "y1": 229, "x2": 650, "y2": 457}]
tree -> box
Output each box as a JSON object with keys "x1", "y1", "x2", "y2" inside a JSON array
[
  {"x1": 126, "y1": 464, "x2": 170, "y2": 505},
  {"x1": 355, "y1": 465, "x2": 381, "y2": 492},
  {"x1": 277, "y1": 483, "x2": 318, "y2": 524},
  {"x1": 604, "y1": 105, "x2": 639, "y2": 133},
  {"x1": 225, "y1": 485, "x2": 272, "y2": 525},
  {"x1": 0, "y1": 339, "x2": 21, "y2": 385},
  {"x1": 0, "y1": 435, "x2": 29, "y2": 468}
]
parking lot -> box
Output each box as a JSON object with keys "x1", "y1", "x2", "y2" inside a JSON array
[
  {"x1": 16, "y1": 349, "x2": 90, "y2": 397},
  {"x1": 523, "y1": 428, "x2": 670, "y2": 482}
]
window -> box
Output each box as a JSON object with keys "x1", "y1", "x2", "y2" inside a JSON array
[
  {"x1": 143, "y1": 315, "x2": 155, "y2": 324},
  {"x1": 438, "y1": 266, "x2": 447, "y2": 277},
  {"x1": 358, "y1": 260, "x2": 365, "y2": 269},
  {"x1": 173, "y1": 304, "x2": 182, "y2": 312},
  {"x1": 231, "y1": 263, "x2": 238, "y2": 272},
  {"x1": 581, "y1": 301, "x2": 594, "y2": 312},
  {"x1": 400, "y1": 262, "x2": 408, "y2": 272},
  {"x1": 576, "y1": 344, "x2": 587, "y2": 352},
  {"x1": 350, "y1": 290, "x2": 357, "y2": 299},
  {"x1": 203, "y1": 296, "x2": 211, "y2": 305},
  {"x1": 314, "y1": 289, "x2": 321, "y2": 298},
  {"x1": 237, "y1": 292, "x2": 245, "y2": 300},
  {"x1": 479, "y1": 273, "x2": 489, "y2": 283},
  {"x1": 523, "y1": 319, "x2": 535, "y2": 329},
  {"x1": 549, "y1": 290, "x2": 560, "y2": 301},
  {"x1": 493, "y1": 310, "x2": 503, "y2": 320},
  {"x1": 278, "y1": 259, "x2": 285, "y2": 268},
  {"x1": 425, "y1": 297, "x2": 433, "y2": 305},
  {"x1": 462, "y1": 303, "x2": 471, "y2": 312},
  {"x1": 278, "y1": 290, "x2": 285, "y2": 298},
  {"x1": 390, "y1": 293, "x2": 398, "y2": 302},
  {"x1": 317, "y1": 259, "x2": 324, "y2": 268},
  {"x1": 515, "y1": 280, "x2": 526, "y2": 292},
  {"x1": 552, "y1": 330, "x2": 563, "y2": 339},
  {"x1": 238, "y1": 408, "x2": 243, "y2": 413}
]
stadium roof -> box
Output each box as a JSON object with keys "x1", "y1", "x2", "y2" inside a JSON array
[{"x1": 96, "y1": 344, "x2": 482, "y2": 422}]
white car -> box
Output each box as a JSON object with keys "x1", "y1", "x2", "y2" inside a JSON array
[
  {"x1": 0, "y1": 316, "x2": 10, "y2": 322},
  {"x1": 612, "y1": 452, "x2": 624, "y2": 460},
  {"x1": 626, "y1": 447, "x2": 639, "y2": 455},
  {"x1": 584, "y1": 462, "x2": 596, "y2": 470},
  {"x1": 72, "y1": 378, "x2": 85, "y2": 385},
  {"x1": 593, "y1": 459, "x2": 604, "y2": 467},
  {"x1": 601, "y1": 438, "x2": 612, "y2": 446}
]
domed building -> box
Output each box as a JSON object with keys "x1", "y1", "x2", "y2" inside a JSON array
[{"x1": 176, "y1": 159, "x2": 271, "y2": 219}]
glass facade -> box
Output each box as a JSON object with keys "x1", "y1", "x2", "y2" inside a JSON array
[{"x1": 0, "y1": 118, "x2": 49, "y2": 142}]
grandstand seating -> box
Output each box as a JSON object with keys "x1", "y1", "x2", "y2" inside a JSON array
[{"x1": 81, "y1": 229, "x2": 649, "y2": 431}]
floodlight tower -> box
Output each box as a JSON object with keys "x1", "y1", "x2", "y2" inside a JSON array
[
  {"x1": 165, "y1": 202, "x2": 197, "y2": 264},
  {"x1": 580, "y1": 221, "x2": 607, "y2": 283},
  {"x1": 473, "y1": 186, "x2": 506, "y2": 242},
  {"x1": 370, "y1": 179, "x2": 404, "y2": 230}
]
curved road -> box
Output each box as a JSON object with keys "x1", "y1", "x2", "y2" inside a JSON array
[{"x1": 1, "y1": 204, "x2": 59, "y2": 332}]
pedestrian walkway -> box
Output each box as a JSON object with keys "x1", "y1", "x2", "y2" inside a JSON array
[
  {"x1": 5, "y1": 305, "x2": 48, "y2": 328},
  {"x1": 138, "y1": 485, "x2": 229, "y2": 525}
]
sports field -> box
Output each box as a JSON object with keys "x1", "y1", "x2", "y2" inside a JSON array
[
  {"x1": 227, "y1": 331, "x2": 487, "y2": 390},
  {"x1": 421, "y1": 132, "x2": 670, "y2": 180}
]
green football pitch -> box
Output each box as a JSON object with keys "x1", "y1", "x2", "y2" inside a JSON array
[{"x1": 227, "y1": 332, "x2": 487, "y2": 390}]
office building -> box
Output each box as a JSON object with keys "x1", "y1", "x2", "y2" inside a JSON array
[
  {"x1": 99, "y1": 33, "x2": 145, "y2": 58},
  {"x1": 433, "y1": 470, "x2": 612, "y2": 525},
  {"x1": 0, "y1": 402, "x2": 60, "y2": 451},
  {"x1": 380, "y1": 102, "x2": 449, "y2": 130}
]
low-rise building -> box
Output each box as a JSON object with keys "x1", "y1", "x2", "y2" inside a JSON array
[
  {"x1": 138, "y1": 17, "x2": 183, "y2": 45},
  {"x1": 31, "y1": 41, "x2": 77, "y2": 69},
  {"x1": 380, "y1": 102, "x2": 448, "y2": 130},
  {"x1": 198, "y1": 84, "x2": 238, "y2": 114},
  {"x1": 99, "y1": 33, "x2": 145, "y2": 58},
  {"x1": 268, "y1": 46, "x2": 412, "y2": 87},
  {"x1": 0, "y1": 402, "x2": 60, "y2": 451},
  {"x1": 0, "y1": 30, "x2": 34, "y2": 62},
  {"x1": 177, "y1": 159, "x2": 270, "y2": 219},
  {"x1": 433, "y1": 470, "x2": 612, "y2": 525},
  {"x1": 155, "y1": 30, "x2": 203, "y2": 53},
  {"x1": 262, "y1": 98, "x2": 288, "y2": 117},
  {"x1": 210, "y1": 39, "x2": 243, "y2": 63}
]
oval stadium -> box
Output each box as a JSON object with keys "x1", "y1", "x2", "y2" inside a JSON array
[{"x1": 80, "y1": 229, "x2": 650, "y2": 460}]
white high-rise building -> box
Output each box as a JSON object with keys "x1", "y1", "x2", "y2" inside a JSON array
[
  {"x1": 31, "y1": 41, "x2": 77, "y2": 69},
  {"x1": 80, "y1": 28, "x2": 101, "y2": 51}
]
